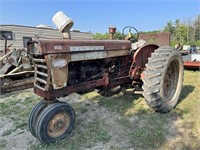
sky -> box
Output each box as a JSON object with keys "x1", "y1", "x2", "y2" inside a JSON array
[{"x1": 0, "y1": 0, "x2": 199, "y2": 33}]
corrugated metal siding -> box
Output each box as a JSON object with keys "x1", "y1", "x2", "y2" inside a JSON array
[{"x1": 0, "y1": 25, "x2": 93, "y2": 51}]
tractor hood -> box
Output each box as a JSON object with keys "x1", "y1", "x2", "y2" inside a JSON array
[{"x1": 27, "y1": 38, "x2": 132, "y2": 55}]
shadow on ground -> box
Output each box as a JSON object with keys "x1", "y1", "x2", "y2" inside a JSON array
[{"x1": 179, "y1": 85, "x2": 195, "y2": 102}]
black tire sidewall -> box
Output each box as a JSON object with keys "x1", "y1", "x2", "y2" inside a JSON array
[
  {"x1": 36, "y1": 103, "x2": 75, "y2": 143},
  {"x1": 28, "y1": 100, "x2": 47, "y2": 137},
  {"x1": 142, "y1": 47, "x2": 184, "y2": 112},
  {"x1": 160, "y1": 52, "x2": 183, "y2": 110}
]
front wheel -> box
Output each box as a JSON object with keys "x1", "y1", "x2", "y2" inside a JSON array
[
  {"x1": 35, "y1": 102, "x2": 75, "y2": 143},
  {"x1": 28, "y1": 100, "x2": 48, "y2": 138},
  {"x1": 142, "y1": 46, "x2": 183, "y2": 113}
]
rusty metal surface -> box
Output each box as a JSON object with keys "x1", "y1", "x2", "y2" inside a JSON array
[
  {"x1": 1, "y1": 77, "x2": 34, "y2": 93},
  {"x1": 47, "y1": 112, "x2": 70, "y2": 138},
  {"x1": 71, "y1": 51, "x2": 107, "y2": 61},
  {"x1": 139, "y1": 32, "x2": 170, "y2": 46},
  {"x1": 33, "y1": 51, "x2": 132, "y2": 92},
  {"x1": 130, "y1": 67, "x2": 143, "y2": 80},
  {"x1": 133, "y1": 44, "x2": 159, "y2": 68},
  {"x1": 28, "y1": 39, "x2": 131, "y2": 55},
  {"x1": 29, "y1": 39, "x2": 148, "y2": 100},
  {"x1": 34, "y1": 74, "x2": 110, "y2": 100},
  {"x1": 107, "y1": 50, "x2": 130, "y2": 58},
  {"x1": 47, "y1": 54, "x2": 70, "y2": 89},
  {"x1": 66, "y1": 49, "x2": 130, "y2": 62},
  {"x1": 0, "y1": 47, "x2": 34, "y2": 93},
  {"x1": 108, "y1": 76, "x2": 131, "y2": 88},
  {"x1": 29, "y1": 39, "x2": 133, "y2": 91},
  {"x1": 184, "y1": 61, "x2": 200, "y2": 69},
  {"x1": 33, "y1": 56, "x2": 50, "y2": 91},
  {"x1": 109, "y1": 27, "x2": 117, "y2": 34},
  {"x1": 109, "y1": 27, "x2": 117, "y2": 40}
]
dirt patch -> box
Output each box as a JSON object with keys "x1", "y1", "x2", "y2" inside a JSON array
[
  {"x1": 61, "y1": 94, "x2": 133, "y2": 149},
  {"x1": 0, "y1": 116, "x2": 39, "y2": 149}
]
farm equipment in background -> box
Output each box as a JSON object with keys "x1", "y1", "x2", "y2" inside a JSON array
[
  {"x1": 27, "y1": 11, "x2": 183, "y2": 144},
  {"x1": 0, "y1": 35, "x2": 34, "y2": 93},
  {"x1": 181, "y1": 45, "x2": 200, "y2": 70},
  {"x1": 182, "y1": 54, "x2": 200, "y2": 70}
]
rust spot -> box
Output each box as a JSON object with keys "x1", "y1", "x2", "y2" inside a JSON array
[
  {"x1": 139, "y1": 32, "x2": 170, "y2": 47},
  {"x1": 48, "y1": 54, "x2": 71, "y2": 89}
]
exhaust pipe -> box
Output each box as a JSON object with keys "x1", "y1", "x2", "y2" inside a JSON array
[{"x1": 52, "y1": 11, "x2": 74, "y2": 39}]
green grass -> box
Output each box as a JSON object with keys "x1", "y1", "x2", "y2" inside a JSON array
[
  {"x1": 166, "y1": 70, "x2": 200, "y2": 149},
  {"x1": 1, "y1": 128, "x2": 15, "y2": 136},
  {"x1": 0, "y1": 70, "x2": 200, "y2": 149},
  {"x1": 0, "y1": 89, "x2": 41, "y2": 132},
  {"x1": 129, "y1": 113, "x2": 168, "y2": 149},
  {"x1": 0, "y1": 139, "x2": 7, "y2": 148},
  {"x1": 30, "y1": 121, "x2": 111, "y2": 150},
  {"x1": 83, "y1": 91, "x2": 143, "y2": 115}
]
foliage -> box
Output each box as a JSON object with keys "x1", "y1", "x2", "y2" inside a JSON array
[
  {"x1": 113, "y1": 32, "x2": 124, "y2": 40},
  {"x1": 93, "y1": 15, "x2": 200, "y2": 47},
  {"x1": 93, "y1": 32, "x2": 109, "y2": 40},
  {"x1": 93, "y1": 30, "x2": 160, "y2": 40},
  {"x1": 93, "y1": 32, "x2": 125, "y2": 40},
  {"x1": 164, "y1": 15, "x2": 200, "y2": 46}
]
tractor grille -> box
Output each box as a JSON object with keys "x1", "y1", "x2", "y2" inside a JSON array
[{"x1": 33, "y1": 56, "x2": 49, "y2": 91}]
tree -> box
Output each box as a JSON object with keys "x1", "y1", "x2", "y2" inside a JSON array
[
  {"x1": 164, "y1": 21, "x2": 176, "y2": 45},
  {"x1": 194, "y1": 15, "x2": 200, "y2": 41},
  {"x1": 113, "y1": 32, "x2": 124, "y2": 40},
  {"x1": 93, "y1": 15, "x2": 200, "y2": 46},
  {"x1": 93, "y1": 33, "x2": 109, "y2": 40},
  {"x1": 93, "y1": 32, "x2": 124, "y2": 40},
  {"x1": 177, "y1": 25, "x2": 187, "y2": 43},
  {"x1": 164, "y1": 21, "x2": 175, "y2": 35}
]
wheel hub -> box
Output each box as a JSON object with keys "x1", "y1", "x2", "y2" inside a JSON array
[{"x1": 47, "y1": 112, "x2": 70, "y2": 138}]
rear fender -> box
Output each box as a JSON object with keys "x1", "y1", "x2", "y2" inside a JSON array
[
  {"x1": 129, "y1": 44, "x2": 159, "y2": 80},
  {"x1": 133, "y1": 44, "x2": 159, "y2": 69}
]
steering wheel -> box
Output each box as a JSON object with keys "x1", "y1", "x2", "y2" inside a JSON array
[{"x1": 122, "y1": 26, "x2": 139, "y2": 43}]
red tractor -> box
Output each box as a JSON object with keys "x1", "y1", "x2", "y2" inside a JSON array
[{"x1": 27, "y1": 11, "x2": 183, "y2": 143}]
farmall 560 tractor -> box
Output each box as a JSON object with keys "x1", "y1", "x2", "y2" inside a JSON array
[{"x1": 27, "y1": 11, "x2": 183, "y2": 143}]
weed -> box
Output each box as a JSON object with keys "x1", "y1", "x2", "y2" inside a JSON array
[
  {"x1": 0, "y1": 139, "x2": 7, "y2": 148},
  {"x1": 129, "y1": 114, "x2": 167, "y2": 149},
  {"x1": 2, "y1": 128, "x2": 15, "y2": 136},
  {"x1": 30, "y1": 121, "x2": 111, "y2": 150}
]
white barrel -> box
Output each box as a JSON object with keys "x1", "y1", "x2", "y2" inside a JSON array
[{"x1": 52, "y1": 11, "x2": 74, "y2": 32}]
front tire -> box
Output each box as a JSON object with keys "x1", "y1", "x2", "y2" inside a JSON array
[
  {"x1": 35, "y1": 102, "x2": 75, "y2": 143},
  {"x1": 142, "y1": 46, "x2": 183, "y2": 113},
  {"x1": 28, "y1": 100, "x2": 48, "y2": 137}
]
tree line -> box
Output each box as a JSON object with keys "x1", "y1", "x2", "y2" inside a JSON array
[
  {"x1": 93, "y1": 15, "x2": 200, "y2": 46},
  {"x1": 164, "y1": 15, "x2": 200, "y2": 46}
]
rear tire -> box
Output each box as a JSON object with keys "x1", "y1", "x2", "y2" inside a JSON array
[{"x1": 142, "y1": 46, "x2": 183, "y2": 113}]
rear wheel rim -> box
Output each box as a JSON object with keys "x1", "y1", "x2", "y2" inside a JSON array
[{"x1": 163, "y1": 59, "x2": 179, "y2": 101}]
